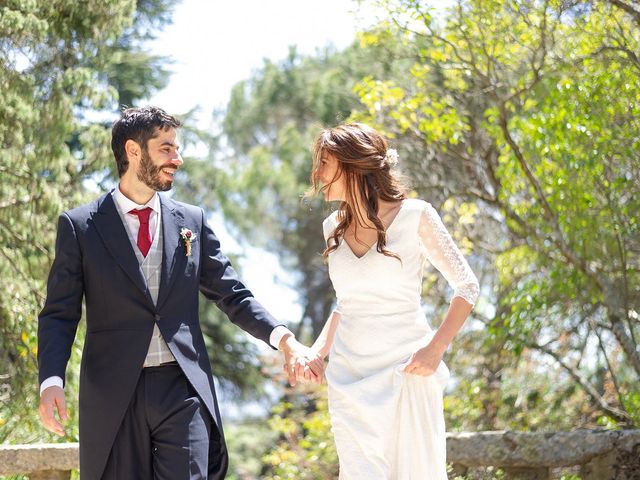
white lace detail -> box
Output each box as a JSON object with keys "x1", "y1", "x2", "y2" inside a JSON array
[{"x1": 419, "y1": 202, "x2": 480, "y2": 306}]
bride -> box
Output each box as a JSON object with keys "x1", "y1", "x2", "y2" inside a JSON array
[{"x1": 305, "y1": 123, "x2": 479, "y2": 479}]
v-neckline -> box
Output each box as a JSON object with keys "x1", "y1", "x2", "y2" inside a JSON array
[{"x1": 341, "y1": 200, "x2": 406, "y2": 260}]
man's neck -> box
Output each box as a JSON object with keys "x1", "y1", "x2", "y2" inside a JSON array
[{"x1": 118, "y1": 177, "x2": 155, "y2": 205}]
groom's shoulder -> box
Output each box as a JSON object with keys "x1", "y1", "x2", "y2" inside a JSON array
[
  {"x1": 162, "y1": 196, "x2": 203, "y2": 219},
  {"x1": 63, "y1": 192, "x2": 111, "y2": 221}
]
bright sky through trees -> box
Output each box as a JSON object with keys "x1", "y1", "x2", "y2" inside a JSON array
[{"x1": 149, "y1": 0, "x2": 370, "y2": 122}]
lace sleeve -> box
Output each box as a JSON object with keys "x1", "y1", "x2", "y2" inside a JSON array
[{"x1": 419, "y1": 202, "x2": 480, "y2": 306}]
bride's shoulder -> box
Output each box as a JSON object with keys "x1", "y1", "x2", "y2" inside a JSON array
[
  {"x1": 402, "y1": 197, "x2": 432, "y2": 212},
  {"x1": 401, "y1": 199, "x2": 442, "y2": 228},
  {"x1": 322, "y1": 209, "x2": 340, "y2": 226},
  {"x1": 322, "y1": 209, "x2": 341, "y2": 238}
]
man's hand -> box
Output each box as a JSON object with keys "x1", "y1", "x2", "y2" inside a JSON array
[
  {"x1": 279, "y1": 334, "x2": 324, "y2": 386},
  {"x1": 39, "y1": 386, "x2": 67, "y2": 436}
]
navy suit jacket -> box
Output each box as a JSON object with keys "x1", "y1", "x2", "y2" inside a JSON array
[{"x1": 38, "y1": 191, "x2": 280, "y2": 480}]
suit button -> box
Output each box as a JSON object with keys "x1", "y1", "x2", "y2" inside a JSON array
[{"x1": 155, "y1": 314, "x2": 161, "y2": 321}]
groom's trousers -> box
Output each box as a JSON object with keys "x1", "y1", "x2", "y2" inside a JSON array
[{"x1": 101, "y1": 363, "x2": 215, "y2": 480}]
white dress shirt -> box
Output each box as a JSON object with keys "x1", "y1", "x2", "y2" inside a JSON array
[{"x1": 113, "y1": 185, "x2": 161, "y2": 245}]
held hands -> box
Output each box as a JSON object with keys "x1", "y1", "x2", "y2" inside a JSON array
[
  {"x1": 39, "y1": 386, "x2": 68, "y2": 436},
  {"x1": 279, "y1": 334, "x2": 325, "y2": 386},
  {"x1": 404, "y1": 340, "x2": 447, "y2": 376}
]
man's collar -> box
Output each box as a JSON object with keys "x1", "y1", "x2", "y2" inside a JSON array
[{"x1": 112, "y1": 185, "x2": 160, "y2": 213}]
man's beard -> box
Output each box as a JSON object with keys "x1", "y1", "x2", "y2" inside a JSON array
[{"x1": 137, "y1": 149, "x2": 174, "y2": 192}]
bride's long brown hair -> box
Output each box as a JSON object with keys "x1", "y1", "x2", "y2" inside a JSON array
[{"x1": 309, "y1": 123, "x2": 408, "y2": 260}]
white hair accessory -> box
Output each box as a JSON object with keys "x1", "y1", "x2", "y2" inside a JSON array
[{"x1": 384, "y1": 148, "x2": 399, "y2": 167}]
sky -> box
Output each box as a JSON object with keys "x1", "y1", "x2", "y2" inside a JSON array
[{"x1": 149, "y1": 0, "x2": 374, "y2": 124}]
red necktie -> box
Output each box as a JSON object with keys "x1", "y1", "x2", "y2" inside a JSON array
[{"x1": 129, "y1": 207, "x2": 153, "y2": 257}]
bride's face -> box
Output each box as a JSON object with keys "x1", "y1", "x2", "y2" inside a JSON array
[{"x1": 317, "y1": 153, "x2": 346, "y2": 202}]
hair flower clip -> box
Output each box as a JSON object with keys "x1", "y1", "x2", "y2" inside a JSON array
[
  {"x1": 385, "y1": 148, "x2": 399, "y2": 167},
  {"x1": 180, "y1": 228, "x2": 197, "y2": 256}
]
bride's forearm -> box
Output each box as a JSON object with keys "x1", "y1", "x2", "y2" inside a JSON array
[
  {"x1": 429, "y1": 296, "x2": 474, "y2": 352},
  {"x1": 312, "y1": 309, "x2": 342, "y2": 359}
]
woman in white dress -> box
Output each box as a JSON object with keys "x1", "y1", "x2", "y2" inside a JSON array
[{"x1": 307, "y1": 123, "x2": 480, "y2": 479}]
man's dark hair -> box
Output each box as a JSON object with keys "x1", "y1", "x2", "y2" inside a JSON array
[{"x1": 111, "y1": 106, "x2": 181, "y2": 177}]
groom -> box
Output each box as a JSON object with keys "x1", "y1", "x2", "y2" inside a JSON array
[{"x1": 38, "y1": 106, "x2": 320, "y2": 479}]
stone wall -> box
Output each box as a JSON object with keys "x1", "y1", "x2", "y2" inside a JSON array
[
  {"x1": 447, "y1": 430, "x2": 640, "y2": 479},
  {"x1": 1, "y1": 430, "x2": 638, "y2": 479}
]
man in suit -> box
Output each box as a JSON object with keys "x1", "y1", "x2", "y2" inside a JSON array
[{"x1": 38, "y1": 106, "x2": 321, "y2": 479}]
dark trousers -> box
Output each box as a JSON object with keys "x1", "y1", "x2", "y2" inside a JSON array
[{"x1": 102, "y1": 363, "x2": 213, "y2": 480}]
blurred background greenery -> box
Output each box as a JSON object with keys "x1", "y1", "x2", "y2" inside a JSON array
[{"x1": 1, "y1": 1, "x2": 638, "y2": 479}]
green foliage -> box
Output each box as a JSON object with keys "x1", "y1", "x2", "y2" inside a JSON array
[
  {"x1": 262, "y1": 386, "x2": 338, "y2": 480},
  {"x1": 352, "y1": 0, "x2": 640, "y2": 426},
  {"x1": 105, "y1": 0, "x2": 178, "y2": 108},
  {"x1": 0, "y1": 0, "x2": 179, "y2": 445},
  {"x1": 224, "y1": 417, "x2": 279, "y2": 480},
  {"x1": 254, "y1": 0, "x2": 639, "y2": 475},
  {"x1": 1, "y1": 0, "x2": 128, "y2": 444},
  {"x1": 191, "y1": 42, "x2": 417, "y2": 342},
  {"x1": 1, "y1": 0, "x2": 275, "y2": 452},
  {"x1": 218, "y1": 44, "x2": 390, "y2": 342}
]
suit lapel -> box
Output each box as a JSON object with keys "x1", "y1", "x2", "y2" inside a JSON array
[
  {"x1": 156, "y1": 195, "x2": 187, "y2": 310},
  {"x1": 92, "y1": 193, "x2": 153, "y2": 303}
]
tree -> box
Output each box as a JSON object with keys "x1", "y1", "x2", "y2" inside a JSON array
[
  {"x1": 183, "y1": 43, "x2": 415, "y2": 345},
  {"x1": 256, "y1": 1, "x2": 638, "y2": 475},
  {"x1": 352, "y1": 0, "x2": 639, "y2": 426},
  {"x1": 0, "y1": 0, "x2": 180, "y2": 443},
  {"x1": 104, "y1": 0, "x2": 176, "y2": 110}
]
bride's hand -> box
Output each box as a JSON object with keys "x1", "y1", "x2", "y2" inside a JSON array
[
  {"x1": 404, "y1": 341, "x2": 447, "y2": 376},
  {"x1": 301, "y1": 350, "x2": 325, "y2": 384},
  {"x1": 280, "y1": 337, "x2": 325, "y2": 385}
]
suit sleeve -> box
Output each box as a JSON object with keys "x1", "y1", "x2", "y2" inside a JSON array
[
  {"x1": 197, "y1": 208, "x2": 282, "y2": 348},
  {"x1": 38, "y1": 213, "x2": 85, "y2": 386}
]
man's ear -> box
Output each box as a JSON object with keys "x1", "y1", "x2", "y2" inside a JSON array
[{"x1": 124, "y1": 139, "x2": 141, "y2": 165}]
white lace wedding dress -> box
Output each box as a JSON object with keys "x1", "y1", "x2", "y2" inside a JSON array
[{"x1": 323, "y1": 198, "x2": 479, "y2": 480}]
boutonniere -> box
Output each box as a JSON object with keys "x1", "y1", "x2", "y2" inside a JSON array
[{"x1": 180, "y1": 227, "x2": 197, "y2": 256}]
